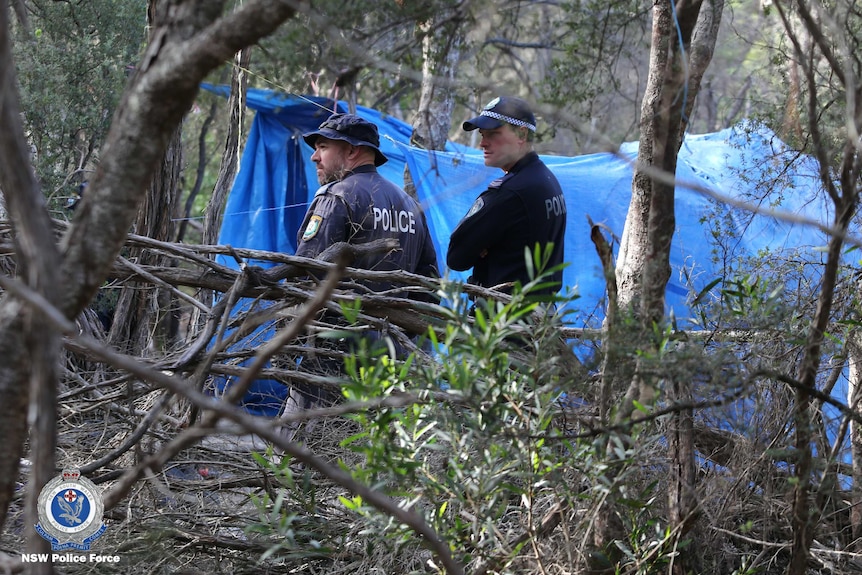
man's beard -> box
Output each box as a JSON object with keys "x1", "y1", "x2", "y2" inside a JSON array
[{"x1": 317, "y1": 163, "x2": 350, "y2": 185}]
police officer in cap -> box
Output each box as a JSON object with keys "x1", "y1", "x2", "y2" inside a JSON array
[
  {"x1": 298, "y1": 113, "x2": 438, "y2": 283},
  {"x1": 447, "y1": 97, "x2": 567, "y2": 296}
]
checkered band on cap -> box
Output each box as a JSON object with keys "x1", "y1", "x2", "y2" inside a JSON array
[
  {"x1": 479, "y1": 110, "x2": 536, "y2": 132},
  {"x1": 462, "y1": 96, "x2": 537, "y2": 133}
]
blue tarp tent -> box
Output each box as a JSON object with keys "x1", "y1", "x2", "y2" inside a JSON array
[
  {"x1": 203, "y1": 84, "x2": 834, "y2": 420},
  {"x1": 205, "y1": 84, "x2": 829, "y2": 325}
]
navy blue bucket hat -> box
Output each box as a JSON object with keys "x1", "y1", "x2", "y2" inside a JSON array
[
  {"x1": 463, "y1": 96, "x2": 537, "y2": 132},
  {"x1": 303, "y1": 113, "x2": 388, "y2": 166}
]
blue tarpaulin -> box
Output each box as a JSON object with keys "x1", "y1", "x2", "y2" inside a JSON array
[
  {"x1": 205, "y1": 84, "x2": 829, "y2": 324},
  {"x1": 202, "y1": 84, "x2": 834, "y2": 420}
]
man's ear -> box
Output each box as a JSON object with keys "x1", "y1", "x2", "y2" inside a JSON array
[{"x1": 346, "y1": 144, "x2": 362, "y2": 160}]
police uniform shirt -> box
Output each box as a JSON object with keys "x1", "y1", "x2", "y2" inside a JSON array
[
  {"x1": 447, "y1": 152, "x2": 567, "y2": 294},
  {"x1": 295, "y1": 165, "x2": 439, "y2": 287}
]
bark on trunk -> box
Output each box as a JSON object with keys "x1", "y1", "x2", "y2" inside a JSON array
[
  {"x1": 787, "y1": 200, "x2": 855, "y2": 575},
  {"x1": 203, "y1": 48, "x2": 250, "y2": 247},
  {"x1": 850, "y1": 328, "x2": 862, "y2": 549},
  {"x1": 0, "y1": 0, "x2": 62, "y2": 559},
  {"x1": 404, "y1": 9, "x2": 466, "y2": 199},
  {"x1": 614, "y1": 0, "x2": 723, "y2": 418},
  {"x1": 106, "y1": 1, "x2": 185, "y2": 356},
  {"x1": 107, "y1": 126, "x2": 183, "y2": 354},
  {"x1": 667, "y1": 373, "x2": 699, "y2": 575},
  {"x1": 192, "y1": 46, "x2": 250, "y2": 338},
  {"x1": 597, "y1": 0, "x2": 724, "y2": 567},
  {"x1": 772, "y1": 1, "x2": 862, "y2": 570},
  {"x1": 0, "y1": 0, "x2": 305, "y2": 532}
]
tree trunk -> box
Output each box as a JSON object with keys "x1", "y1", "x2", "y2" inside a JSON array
[
  {"x1": 203, "y1": 48, "x2": 250, "y2": 248},
  {"x1": 597, "y1": 0, "x2": 724, "y2": 567},
  {"x1": 107, "y1": 127, "x2": 183, "y2": 354},
  {"x1": 0, "y1": 2, "x2": 62, "y2": 565},
  {"x1": 667, "y1": 372, "x2": 699, "y2": 575},
  {"x1": 786, "y1": 201, "x2": 855, "y2": 575},
  {"x1": 617, "y1": 0, "x2": 723, "y2": 322},
  {"x1": 769, "y1": 1, "x2": 862, "y2": 571},
  {"x1": 403, "y1": 8, "x2": 467, "y2": 199},
  {"x1": 0, "y1": 0, "x2": 304, "y2": 532},
  {"x1": 849, "y1": 327, "x2": 862, "y2": 549},
  {"x1": 193, "y1": 46, "x2": 250, "y2": 337},
  {"x1": 106, "y1": 1, "x2": 185, "y2": 356}
]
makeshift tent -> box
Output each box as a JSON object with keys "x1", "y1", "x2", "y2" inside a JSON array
[
  {"x1": 203, "y1": 84, "x2": 834, "y2": 422},
  {"x1": 204, "y1": 84, "x2": 829, "y2": 325}
]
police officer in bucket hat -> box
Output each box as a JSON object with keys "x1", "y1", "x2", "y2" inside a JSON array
[
  {"x1": 278, "y1": 113, "x2": 439, "y2": 426},
  {"x1": 447, "y1": 96, "x2": 567, "y2": 296},
  {"x1": 297, "y1": 113, "x2": 438, "y2": 278},
  {"x1": 303, "y1": 113, "x2": 389, "y2": 168}
]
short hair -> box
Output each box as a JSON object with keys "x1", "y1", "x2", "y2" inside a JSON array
[{"x1": 508, "y1": 122, "x2": 535, "y2": 143}]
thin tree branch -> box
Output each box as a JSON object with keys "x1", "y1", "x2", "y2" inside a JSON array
[{"x1": 0, "y1": 266, "x2": 465, "y2": 575}]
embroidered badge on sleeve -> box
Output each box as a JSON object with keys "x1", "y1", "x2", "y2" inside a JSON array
[
  {"x1": 466, "y1": 197, "x2": 484, "y2": 218},
  {"x1": 302, "y1": 215, "x2": 323, "y2": 241}
]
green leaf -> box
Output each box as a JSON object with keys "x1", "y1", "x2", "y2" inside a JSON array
[{"x1": 692, "y1": 277, "x2": 722, "y2": 305}]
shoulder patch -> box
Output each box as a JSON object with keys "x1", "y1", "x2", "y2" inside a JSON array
[
  {"x1": 302, "y1": 215, "x2": 323, "y2": 241},
  {"x1": 488, "y1": 177, "x2": 504, "y2": 189},
  {"x1": 313, "y1": 182, "x2": 335, "y2": 197},
  {"x1": 466, "y1": 197, "x2": 485, "y2": 218}
]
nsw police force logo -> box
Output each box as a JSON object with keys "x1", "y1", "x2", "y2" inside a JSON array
[{"x1": 35, "y1": 468, "x2": 106, "y2": 551}]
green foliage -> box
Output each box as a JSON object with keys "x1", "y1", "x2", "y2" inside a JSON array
[
  {"x1": 731, "y1": 555, "x2": 763, "y2": 575},
  {"x1": 254, "y1": 0, "x2": 468, "y2": 108},
  {"x1": 335, "y1": 278, "x2": 585, "y2": 569},
  {"x1": 613, "y1": 483, "x2": 682, "y2": 574},
  {"x1": 237, "y1": 257, "x2": 594, "y2": 570},
  {"x1": 240, "y1": 230, "x2": 798, "y2": 573},
  {"x1": 244, "y1": 257, "x2": 699, "y2": 572},
  {"x1": 547, "y1": 0, "x2": 648, "y2": 104},
  {"x1": 543, "y1": 0, "x2": 650, "y2": 147},
  {"x1": 721, "y1": 275, "x2": 785, "y2": 324},
  {"x1": 546, "y1": 0, "x2": 806, "y2": 147},
  {"x1": 245, "y1": 450, "x2": 331, "y2": 562},
  {"x1": 13, "y1": 0, "x2": 147, "y2": 213}
]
